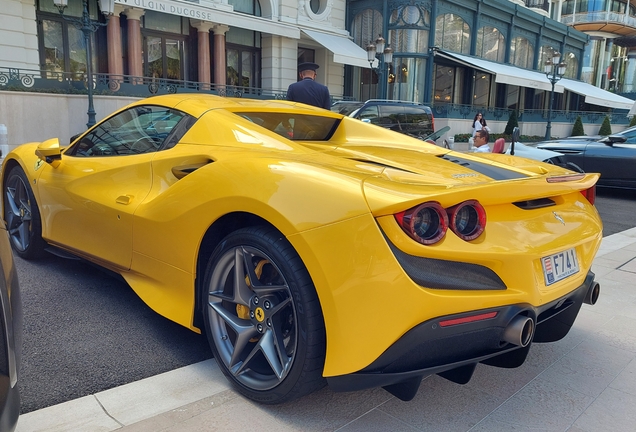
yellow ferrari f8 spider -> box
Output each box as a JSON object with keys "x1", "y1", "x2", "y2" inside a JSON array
[{"x1": 1, "y1": 94, "x2": 602, "y2": 404}]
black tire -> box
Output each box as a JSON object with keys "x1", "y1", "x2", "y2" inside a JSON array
[
  {"x1": 201, "y1": 226, "x2": 326, "y2": 404},
  {"x1": 562, "y1": 161, "x2": 584, "y2": 173},
  {"x1": 3, "y1": 166, "x2": 46, "y2": 259}
]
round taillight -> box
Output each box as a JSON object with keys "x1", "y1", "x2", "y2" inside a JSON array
[
  {"x1": 396, "y1": 202, "x2": 448, "y2": 245},
  {"x1": 448, "y1": 200, "x2": 486, "y2": 241}
]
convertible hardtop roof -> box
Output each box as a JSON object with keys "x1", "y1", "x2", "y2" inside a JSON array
[{"x1": 137, "y1": 93, "x2": 340, "y2": 119}]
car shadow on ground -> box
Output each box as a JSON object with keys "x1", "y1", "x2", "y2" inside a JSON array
[{"x1": 15, "y1": 254, "x2": 212, "y2": 413}]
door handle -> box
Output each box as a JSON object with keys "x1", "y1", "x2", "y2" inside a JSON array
[{"x1": 116, "y1": 195, "x2": 133, "y2": 205}]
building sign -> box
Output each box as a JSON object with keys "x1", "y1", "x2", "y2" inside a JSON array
[{"x1": 115, "y1": 0, "x2": 233, "y2": 21}]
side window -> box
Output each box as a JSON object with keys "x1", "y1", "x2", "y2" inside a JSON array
[
  {"x1": 69, "y1": 106, "x2": 187, "y2": 156},
  {"x1": 620, "y1": 129, "x2": 636, "y2": 144},
  {"x1": 378, "y1": 105, "x2": 404, "y2": 130},
  {"x1": 402, "y1": 106, "x2": 433, "y2": 136},
  {"x1": 357, "y1": 106, "x2": 380, "y2": 123}
]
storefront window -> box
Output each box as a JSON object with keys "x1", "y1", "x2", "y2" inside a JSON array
[
  {"x1": 434, "y1": 65, "x2": 459, "y2": 103},
  {"x1": 476, "y1": 27, "x2": 505, "y2": 63},
  {"x1": 37, "y1": 0, "x2": 99, "y2": 79},
  {"x1": 388, "y1": 57, "x2": 426, "y2": 102},
  {"x1": 226, "y1": 28, "x2": 261, "y2": 89},
  {"x1": 143, "y1": 35, "x2": 185, "y2": 80},
  {"x1": 473, "y1": 73, "x2": 492, "y2": 107},
  {"x1": 435, "y1": 14, "x2": 470, "y2": 55}
]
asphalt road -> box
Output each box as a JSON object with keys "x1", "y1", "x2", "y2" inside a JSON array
[{"x1": 15, "y1": 188, "x2": 636, "y2": 414}]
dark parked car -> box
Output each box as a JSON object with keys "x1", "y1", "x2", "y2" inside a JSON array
[
  {"x1": 0, "y1": 221, "x2": 21, "y2": 431},
  {"x1": 331, "y1": 99, "x2": 435, "y2": 139},
  {"x1": 537, "y1": 125, "x2": 636, "y2": 189}
]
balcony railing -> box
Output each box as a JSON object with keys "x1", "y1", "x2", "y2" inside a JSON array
[
  {"x1": 561, "y1": 12, "x2": 636, "y2": 29},
  {"x1": 430, "y1": 102, "x2": 628, "y2": 126},
  {"x1": 1, "y1": 67, "x2": 629, "y2": 127},
  {"x1": 0, "y1": 67, "x2": 289, "y2": 100}
]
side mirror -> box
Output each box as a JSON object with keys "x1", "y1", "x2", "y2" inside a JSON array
[
  {"x1": 35, "y1": 138, "x2": 62, "y2": 165},
  {"x1": 604, "y1": 134, "x2": 626, "y2": 145},
  {"x1": 510, "y1": 126, "x2": 520, "y2": 155}
]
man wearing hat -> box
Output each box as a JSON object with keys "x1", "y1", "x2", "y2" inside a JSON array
[{"x1": 286, "y1": 62, "x2": 331, "y2": 109}]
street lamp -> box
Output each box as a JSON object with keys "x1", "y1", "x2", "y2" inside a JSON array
[
  {"x1": 53, "y1": 0, "x2": 115, "y2": 129},
  {"x1": 544, "y1": 50, "x2": 567, "y2": 140},
  {"x1": 366, "y1": 34, "x2": 393, "y2": 99}
]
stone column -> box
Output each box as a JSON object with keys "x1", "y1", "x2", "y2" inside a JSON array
[
  {"x1": 191, "y1": 20, "x2": 214, "y2": 90},
  {"x1": 123, "y1": 7, "x2": 145, "y2": 82},
  {"x1": 213, "y1": 25, "x2": 230, "y2": 86},
  {"x1": 106, "y1": 4, "x2": 126, "y2": 78}
]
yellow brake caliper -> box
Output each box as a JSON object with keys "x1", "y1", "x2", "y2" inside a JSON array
[{"x1": 236, "y1": 259, "x2": 269, "y2": 319}]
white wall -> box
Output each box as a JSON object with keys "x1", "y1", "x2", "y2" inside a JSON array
[
  {"x1": 0, "y1": 0, "x2": 39, "y2": 70},
  {"x1": 0, "y1": 92, "x2": 139, "y2": 149}
]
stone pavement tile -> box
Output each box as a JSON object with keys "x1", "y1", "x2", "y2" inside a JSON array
[
  {"x1": 122, "y1": 393, "x2": 301, "y2": 432},
  {"x1": 465, "y1": 332, "x2": 582, "y2": 400},
  {"x1": 536, "y1": 338, "x2": 633, "y2": 398},
  {"x1": 582, "y1": 277, "x2": 633, "y2": 317},
  {"x1": 118, "y1": 389, "x2": 241, "y2": 432},
  {"x1": 568, "y1": 387, "x2": 636, "y2": 432},
  {"x1": 258, "y1": 386, "x2": 394, "y2": 431},
  {"x1": 122, "y1": 384, "x2": 396, "y2": 432},
  {"x1": 336, "y1": 409, "x2": 420, "y2": 432},
  {"x1": 596, "y1": 239, "x2": 634, "y2": 258},
  {"x1": 573, "y1": 306, "x2": 615, "y2": 333},
  {"x1": 15, "y1": 395, "x2": 121, "y2": 432},
  {"x1": 619, "y1": 257, "x2": 636, "y2": 273},
  {"x1": 594, "y1": 315, "x2": 636, "y2": 353},
  {"x1": 609, "y1": 358, "x2": 636, "y2": 397},
  {"x1": 377, "y1": 375, "x2": 501, "y2": 432},
  {"x1": 592, "y1": 257, "x2": 624, "y2": 270},
  {"x1": 96, "y1": 359, "x2": 230, "y2": 426},
  {"x1": 468, "y1": 378, "x2": 594, "y2": 432},
  {"x1": 600, "y1": 267, "x2": 636, "y2": 286},
  {"x1": 594, "y1": 248, "x2": 636, "y2": 265},
  {"x1": 590, "y1": 263, "x2": 615, "y2": 278}
]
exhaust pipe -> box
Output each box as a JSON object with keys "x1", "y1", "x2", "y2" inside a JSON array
[
  {"x1": 502, "y1": 316, "x2": 534, "y2": 347},
  {"x1": 584, "y1": 282, "x2": 600, "y2": 305}
]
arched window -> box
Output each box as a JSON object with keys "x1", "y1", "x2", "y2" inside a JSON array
[
  {"x1": 511, "y1": 36, "x2": 534, "y2": 69},
  {"x1": 539, "y1": 45, "x2": 558, "y2": 71},
  {"x1": 352, "y1": 9, "x2": 383, "y2": 48},
  {"x1": 563, "y1": 52, "x2": 578, "y2": 79},
  {"x1": 476, "y1": 27, "x2": 505, "y2": 62},
  {"x1": 435, "y1": 14, "x2": 470, "y2": 54}
]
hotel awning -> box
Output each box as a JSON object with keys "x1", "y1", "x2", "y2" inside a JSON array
[
  {"x1": 436, "y1": 50, "x2": 635, "y2": 109},
  {"x1": 435, "y1": 50, "x2": 563, "y2": 93},
  {"x1": 559, "y1": 78, "x2": 634, "y2": 110},
  {"x1": 301, "y1": 29, "x2": 371, "y2": 69}
]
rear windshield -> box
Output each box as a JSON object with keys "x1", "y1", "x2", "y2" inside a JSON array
[{"x1": 236, "y1": 112, "x2": 340, "y2": 141}]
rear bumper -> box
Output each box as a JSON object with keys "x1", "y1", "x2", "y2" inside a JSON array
[{"x1": 327, "y1": 271, "x2": 596, "y2": 393}]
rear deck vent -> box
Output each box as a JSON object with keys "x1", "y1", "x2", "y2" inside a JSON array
[{"x1": 513, "y1": 198, "x2": 556, "y2": 210}]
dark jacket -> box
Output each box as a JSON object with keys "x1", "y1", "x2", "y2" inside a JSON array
[{"x1": 286, "y1": 78, "x2": 331, "y2": 109}]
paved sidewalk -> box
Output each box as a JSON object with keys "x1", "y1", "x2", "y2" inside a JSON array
[{"x1": 16, "y1": 228, "x2": 636, "y2": 432}]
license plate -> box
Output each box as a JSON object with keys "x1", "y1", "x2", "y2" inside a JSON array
[{"x1": 542, "y1": 248, "x2": 579, "y2": 286}]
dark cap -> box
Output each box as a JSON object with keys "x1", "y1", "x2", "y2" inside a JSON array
[{"x1": 298, "y1": 62, "x2": 319, "y2": 72}]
